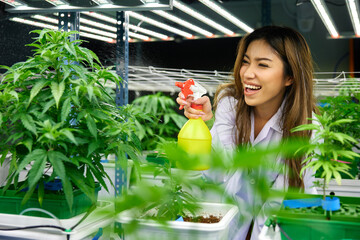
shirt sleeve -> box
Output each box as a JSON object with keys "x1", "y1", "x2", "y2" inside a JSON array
[
  {"x1": 202, "y1": 96, "x2": 238, "y2": 185},
  {"x1": 210, "y1": 96, "x2": 237, "y2": 149}
]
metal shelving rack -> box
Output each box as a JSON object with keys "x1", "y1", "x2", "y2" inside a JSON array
[{"x1": 121, "y1": 67, "x2": 360, "y2": 97}]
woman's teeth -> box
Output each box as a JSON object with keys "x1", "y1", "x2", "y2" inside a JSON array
[{"x1": 244, "y1": 84, "x2": 261, "y2": 90}]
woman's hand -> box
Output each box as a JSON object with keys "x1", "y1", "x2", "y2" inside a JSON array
[{"x1": 176, "y1": 93, "x2": 213, "y2": 121}]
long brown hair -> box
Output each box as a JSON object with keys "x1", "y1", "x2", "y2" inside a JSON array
[{"x1": 214, "y1": 26, "x2": 318, "y2": 188}]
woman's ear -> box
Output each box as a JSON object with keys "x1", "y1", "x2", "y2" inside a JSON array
[{"x1": 285, "y1": 76, "x2": 294, "y2": 86}]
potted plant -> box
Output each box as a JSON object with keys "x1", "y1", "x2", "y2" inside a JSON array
[
  {"x1": 116, "y1": 140, "x2": 308, "y2": 240},
  {"x1": 116, "y1": 148, "x2": 239, "y2": 240},
  {"x1": 268, "y1": 112, "x2": 360, "y2": 240},
  {"x1": 0, "y1": 29, "x2": 143, "y2": 219},
  {"x1": 316, "y1": 80, "x2": 360, "y2": 196}
]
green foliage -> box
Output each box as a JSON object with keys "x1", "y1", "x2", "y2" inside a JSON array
[
  {"x1": 291, "y1": 113, "x2": 360, "y2": 199},
  {"x1": 132, "y1": 92, "x2": 187, "y2": 150},
  {"x1": 317, "y1": 78, "x2": 360, "y2": 178},
  {"x1": 144, "y1": 162, "x2": 200, "y2": 221},
  {"x1": 0, "y1": 29, "x2": 143, "y2": 209}
]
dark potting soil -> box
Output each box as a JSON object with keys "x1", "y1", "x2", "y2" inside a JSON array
[{"x1": 183, "y1": 215, "x2": 221, "y2": 223}]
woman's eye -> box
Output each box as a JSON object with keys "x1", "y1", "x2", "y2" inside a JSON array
[
  {"x1": 242, "y1": 59, "x2": 249, "y2": 64},
  {"x1": 259, "y1": 63, "x2": 268, "y2": 67}
]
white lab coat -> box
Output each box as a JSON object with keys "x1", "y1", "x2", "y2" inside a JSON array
[{"x1": 205, "y1": 96, "x2": 317, "y2": 240}]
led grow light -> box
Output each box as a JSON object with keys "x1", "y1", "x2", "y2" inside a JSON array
[
  {"x1": 152, "y1": 10, "x2": 214, "y2": 37},
  {"x1": 32, "y1": 14, "x2": 58, "y2": 24},
  {"x1": 346, "y1": 0, "x2": 360, "y2": 37},
  {"x1": 128, "y1": 11, "x2": 193, "y2": 39},
  {"x1": 310, "y1": 0, "x2": 339, "y2": 38},
  {"x1": 83, "y1": 12, "x2": 117, "y2": 24},
  {"x1": 0, "y1": 0, "x2": 26, "y2": 7},
  {"x1": 173, "y1": 0, "x2": 234, "y2": 36},
  {"x1": 45, "y1": 0, "x2": 68, "y2": 6},
  {"x1": 82, "y1": 12, "x2": 169, "y2": 40},
  {"x1": 92, "y1": 0, "x2": 112, "y2": 5},
  {"x1": 11, "y1": 17, "x2": 116, "y2": 43},
  {"x1": 129, "y1": 25, "x2": 168, "y2": 40},
  {"x1": 80, "y1": 17, "x2": 117, "y2": 32},
  {"x1": 140, "y1": 0, "x2": 159, "y2": 3},
  {"x1": 199, "y1": 0, "x2": 253, "y2": 33}
]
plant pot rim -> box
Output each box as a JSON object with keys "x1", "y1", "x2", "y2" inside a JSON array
[{"x1": 117, "y1": 202, "x2": 239, "y2": 231}]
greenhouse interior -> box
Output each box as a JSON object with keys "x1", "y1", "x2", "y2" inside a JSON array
[{"x1": 0, "y1": 0, "x2": 360, "y2": 239}]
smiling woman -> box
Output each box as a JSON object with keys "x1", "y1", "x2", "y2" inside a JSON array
[{"x1": 176, "y1": 25, "x2": 318, "y2": 240}]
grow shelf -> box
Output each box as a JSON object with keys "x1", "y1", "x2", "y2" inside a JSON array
[{"x1": 102, "y1": 67, "x2": 360, "y2": 97}]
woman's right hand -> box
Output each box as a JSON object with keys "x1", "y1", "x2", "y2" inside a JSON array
[{"x1": 176, "y1": 93, "x2": 213, "y2": 121}]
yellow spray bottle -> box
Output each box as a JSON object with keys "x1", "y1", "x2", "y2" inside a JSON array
[{"x1": 175, "y1": 79, "x2": 212, "y2": 170}]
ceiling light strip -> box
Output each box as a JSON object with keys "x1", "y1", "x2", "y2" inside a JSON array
[
  {"x1": 91, "y1": 0, "x2": 112, "y2": 5},
  {"x1": 128, "y1": 25, "x2": 168, "y2": 40},
  {"x1": 82, "y1": 12, "x2": 117, "y2": 24},
  {"x1": 310, "y1": 0, "x2": 339, "y2": 38},
  {"x1": 11, "y1": 17, "x2": 115, "y2": 43},
  {"x1": 199, "y1": 0, "x2": 253, "y2": 33},
  {"x1": 0, "y1": 0, "x2": 26, "y2": 7},
  {"x1": 152, "y1": 10, "x2": 214, "y2": 37},
  {"x1": 82, "y1": 12, "x2": 169, "y2": 40},
  {"x1": 128, "y1": 11, "x2": 193, "y2": 39},
  {"x1": 45, "y1": 0, "x2": 68, "y2": 6},
  {"x1": 80, "y1": 17, "x2": 117, "y2": 32},
  {"x1": 11, "y1": 17, "x2": 58, "y2": 30},
  {"x1": 346, "y1": 0, "x2": 360, "y2": 37},
  {"x1": 173, "y1": 0, "x2": 233, "y2": 36},
  {"x1": 32, "y1": 14, "x2": 58, "y2": 24},
  {"x1": 36, "y1": 14, "x2": 150, "y2": 41}
]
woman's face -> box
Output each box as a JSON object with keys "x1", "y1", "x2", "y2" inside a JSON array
[{"x1": 240, "y1": 39, "x2": 292, "y2": 113}]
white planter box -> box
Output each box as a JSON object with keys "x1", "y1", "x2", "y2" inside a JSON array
[
  {"x1": 315, "y1": 178, "x2": 360, "y2": 197},
  {"x1": 116, "y1": 202, "x2": 239, "y2": 240}
]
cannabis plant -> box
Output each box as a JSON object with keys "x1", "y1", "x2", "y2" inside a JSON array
[
  {"x1": 0, "y1": 29, "x2": 142, "y2": 208},
  {"x1": 291, "y1": 113, "x2": 360, "y2": 199},
  {"x1": 318, "y1": 78, "x2": 360, "y2": 177},
  {"x1": 132, "y1": 92, "x2": 187, "y2": 150}
]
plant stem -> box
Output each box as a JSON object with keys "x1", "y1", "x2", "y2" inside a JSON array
[{"x1": 323, "y1": 177, "x2": 326, "y2": 200}]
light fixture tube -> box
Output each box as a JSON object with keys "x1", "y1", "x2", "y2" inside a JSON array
[
  {"x1": 11, "y1": 17, "x2": 115, "y2": 43},
  {"x1": 140, "y1": 0, "x2": 159, "y2": 3},
  {"x1": 82, "y1": 12, "x2": 117, "y2": 24},
  {"x1": 0, "y1": 0, "x2": 26, "y2": 7},
  {"x1": 45, "y1": 0, "x2": 68, "y2": 6},
  {"x1": 82, "y1": 12, "x2": 169, "y2": 40},
  {"x1": 128, "y1": 25, "x2": 169, "y2": 40},
  {"x1": 32, "y1": 14, "x2": 58, "y2": 24},
  {"x1": 199, "y1": 0, "x2": 253, "y2": 33},
  {"x1": 91, "y1": 0, "x2": 112, "y2": 5},
  {"x1": 310, "y1": 0, "x2": 339, "y2": 38},
  {"x1": 128, "y1": 11, "x2": 193, "y2": 39},
  {"x1": 33, "y1": 15, "x2": 150, "y2": 41},
  {"x1": 173, "y1": 0, "x2": 234, "y2": 36},
  {"x1": 152, "y1": 10, "x2": 214, "y2": 37},
  {"x1": 346, "y1": 0, "x2": 360, "y2": 37}
]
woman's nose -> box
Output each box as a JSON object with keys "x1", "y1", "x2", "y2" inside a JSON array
[{"x1": 242, "y1": 64, "x2": 255, "y2": 79}]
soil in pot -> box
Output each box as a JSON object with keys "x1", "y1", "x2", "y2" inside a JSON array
[{"x1": 183, "y1": 215, "x2": 222, "y2": 223}]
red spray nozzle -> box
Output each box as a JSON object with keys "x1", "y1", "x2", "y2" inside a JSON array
[{"x1": 175, "y1": 79, "x2": 195, "y2": 110}]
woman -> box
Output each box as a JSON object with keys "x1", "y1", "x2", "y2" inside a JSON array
[{"x1": 177, "y1": 26, "x2": 318, "y2": 239}]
